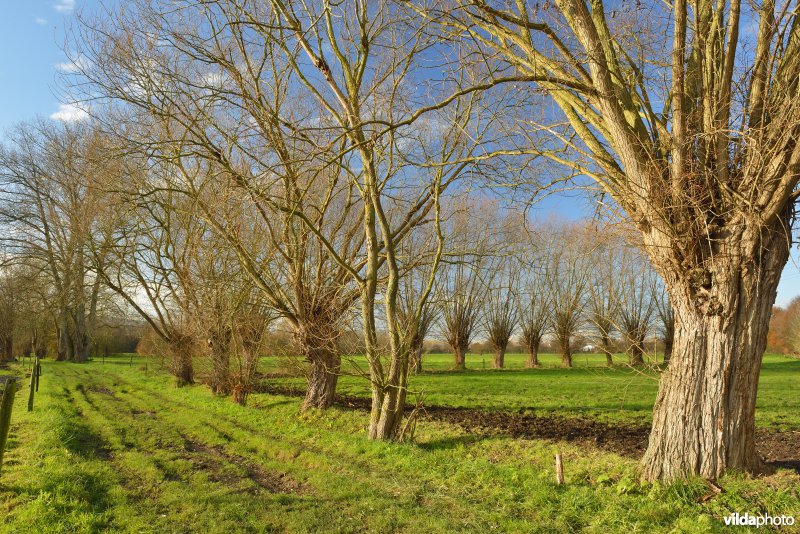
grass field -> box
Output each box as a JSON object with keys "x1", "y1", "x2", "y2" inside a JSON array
[
  {"x1": 265, "y1": 352, "x2": 800, "y2": 428},
  {"x1": 0, "y1": 356, "x2": 798, "y2": 533}
]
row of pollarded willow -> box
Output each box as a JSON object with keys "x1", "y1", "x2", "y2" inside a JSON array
[
  {"x1": 413, "y1": 0, "x2": 800, "y2": 480},
  {"x1": 67, "y1": 0, "x2": 515, "y2": 439},
  {"x1": 436, "y1": 220, "x2": 672, "y2": 370},
  {"x1": 45, "y1": 0, "x2": 798, "y2": 480}
]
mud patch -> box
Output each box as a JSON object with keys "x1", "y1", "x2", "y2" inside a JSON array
[
  {"x1": 422, "y1": 406, "x2": 650, "y2": 458},
  {"x1": 758, "y1": 429, "x2": 800, "y2": 471},
  {"x1": 261, "y1": 384, "x2": 800, "y2": 469},
  {"x1": 88, "y1": 385, "x2": 116, "y2": 397},
  {"x1": 182, "y1": 437, "x2": 305, "y2": 494}
]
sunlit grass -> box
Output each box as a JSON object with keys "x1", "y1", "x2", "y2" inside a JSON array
[
  {"x1": 264, "y1": 352, "x2": 800, "y2": 428},
  {"x1": 0, "y1": 356, "x2": 797, "y2": 532}
]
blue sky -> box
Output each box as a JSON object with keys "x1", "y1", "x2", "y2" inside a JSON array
[
  {"x1": 2, "y1": 0, "x2": 800, "y2": 307},
  {"x1": 0, "y1": 1, "x2": 91, "y2": 128}
]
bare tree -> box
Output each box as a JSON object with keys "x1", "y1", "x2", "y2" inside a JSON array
[
  {"x1": 397, "y1": 232, "x2": 439, "y2": 374},
  {"x1": 0, "y1": 271, "x2": 17, "y2": 361},
  {"x1": 71, "y1": 0, "x2": 497, "y2": 438},
  {"x1": 440, "y1": 260, "x2": 484, "y2": 371},
  {"x1": 650, "y1": 276, "x2": 675, "y2": 365},
  {"x1": 586, "y1": 232, "x2": 622, "y2": 366},
  {"x1": 484, "y1": 258, "x2": 518, "y2": 369},
  {"x1": 516, "y1": 229, "x2": 550, "y2": 368},
  {"x1": 518, "y1": 273, "x2": 549, "y2": 369},
  {"x1": 71, "y1": 1, "x2": 364, "y2": 409},
  {"x1": 418, "y1": 0, "x2": 800, "y2": 479},
  {"x1": 98, "y1": 172, "x2": 205, "y2": 385},
  {"x1": 0, "y1": 121, "x2": 115, "y2": 362},
  {"x1": 617, "y1": 249, "x2": 656, "y2": 366},
  {"x1": 544, "y1": 224, "x2": 590, "y2": 368}
]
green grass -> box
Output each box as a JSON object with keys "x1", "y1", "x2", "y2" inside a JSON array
[
  {"x1": 0, "y1": 356, "x2": 798, "y2": 532},
  {"x1": 265, "y1": 352, "x2": 800, "y2": 428}
]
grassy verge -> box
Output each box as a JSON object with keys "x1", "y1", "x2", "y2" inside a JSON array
[{"x1": 0, "y1": 356, "x2": 798, "y2": 532}]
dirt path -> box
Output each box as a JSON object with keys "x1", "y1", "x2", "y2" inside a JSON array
[{"x1": 261, "y1": 385, "x2": 800, "y2": 471}]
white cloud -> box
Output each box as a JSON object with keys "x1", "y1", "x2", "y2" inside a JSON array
[
  {"x1": 55, "y1": 55, "x2": 89, "y2": 73},
  {"x1": 34, "y1": 17, "x2": 48, "y2": 25},
  {"x1": 54, "y1": 0, "x2": 75, "y2": 13},
  {"x1": 50, "y1": 103, "x2": 89, "y2": 122}
]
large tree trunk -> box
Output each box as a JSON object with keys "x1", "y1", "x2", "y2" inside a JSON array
[
  {"x1": 453, "y1": 345, "x2": 466, "y2": 370},
  {"x1": 209, "y1": 327, "x2": 232, "y2": 396},
  {"x1": 560, "y1": 340, "x2": 572, "y2": 367},
  {"x1": 369, "y1": 380, "x2": 408, "y2": 440},
  {"x1": 663, "y1": 320, "x2": 674, "y2": 364},
  {"x1": 411, "y1": 344, "x2": 423, "y2": 373},
  {"x1": 525, "y1": 342, "x2": 540, "y2": 368},
  {"x1": 628, "y1": 338, "x2": 644, "y2": 366},
  {"x1": 0, "y1": 336, "x2": 12, "y2": 361},
  {"x1": 369, "y1": 340, "x2": 415, "y2": 441},
  {"x1": 492, "y1": 346, "x2": 506, "y2": 369},
  {"x1": 73, "y1": 332, "x2": 91, "y2": 363},
  {"x1": 72, "y1": 303, "x2": 91, "y2": 363},
  {"x1": 174, "y1": 352, "x2": 193, "y2": 386},
  {"x1": 601, "y1": 335, "x2": 613, "y2": 366},
  {"x1": 302, "y1": 347, "x2": 340, "y2": 410},
  {"x1": 641, "y1": 222, "x2": 788, "y2": 481},
  {"x1": 169, "y1": 335, "x2": 194, "y2": 386},
  {"x1": 56, "y1": 315, "x2": 71, "y2": 361}
]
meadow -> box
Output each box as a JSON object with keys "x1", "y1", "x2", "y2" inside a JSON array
[
  {"x1": 266, "y1": 352, "x2": 800, "y2": 428},
  {"x1": 0, "y1": 354, "x2": 798, "y2": 532}
]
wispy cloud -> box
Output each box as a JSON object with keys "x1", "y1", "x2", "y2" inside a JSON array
[
  {"x1": 54, "y1": 0, "x2": 75, "y2": 13},
  {"x1": 50, "y1": 103, "x2": 89, "y2": 122},
  {"x1": 55, "y1": 55, "x2": 89, "y2": 73},
  {"x1": 34, "y1": 17, "x2": 48, "y2": 25}
]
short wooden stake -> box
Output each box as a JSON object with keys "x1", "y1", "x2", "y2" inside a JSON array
[{"x1": 555, "y1": 453, "x2": 564, "y2": 485}]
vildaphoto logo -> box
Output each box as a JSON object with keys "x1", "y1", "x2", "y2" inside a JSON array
[{"x1": 723, "y1": 512, "x2": 795, "y2": 528}]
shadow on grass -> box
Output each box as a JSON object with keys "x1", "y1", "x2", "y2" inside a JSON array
[
  {"x1": 416, "y1": 434, "x2": 493, "y2": 451},
  {"x1": 769, "y1": 460, "x2": 800, "y2": 474}
]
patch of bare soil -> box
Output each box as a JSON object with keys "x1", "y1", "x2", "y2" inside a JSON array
[
  {"x1": 260, "y1": 384, "x2": 800, "y2": 470},
  {"x1": 182, "y1": 437, "x2": 305, "y2": 494},
  {"x1": 88, "y1": 385, "x2": 116, "y2": 397},
  {"x1": 757, "y1": 429, "x2": 800, "y2": 471}
]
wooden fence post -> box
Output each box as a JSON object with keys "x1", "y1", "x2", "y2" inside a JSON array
[
  {"x1": 27, "y1": 361, "x2": 36, "y2": 412},
  {"x1": 0, "y1": 379, "x2": 18, "y2": 476},
  {"x1": 555, "y1": 453, "x2": 564, "y2": 485}
]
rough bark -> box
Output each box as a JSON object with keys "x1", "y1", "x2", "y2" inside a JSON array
[
  {"x1": 663, "y1": 320, "x2": 675, "y2": 364},
  {"x1": 209, "y1": 327, "x2": 232, "y2": 396},
  {"x1": 453, "y1": 345, "x2": 467, "y2": 370},
  {"x1": 492, "y1": 346, "x2": 506, "y2": 369},
  {"x1": 231, "y1": 385, "x2": 246, "y2": 406},
  {"x1": 169, "y1": 336, "x2": 194, "y2": 386},
  {"x1": 369, "y1": 378, "x2": 409, "y2": 441},
  {"x1": 629, "y1": 339, "x2": 645, "y2": 366},
  {"x1": 600, "y1": 334, "x2": 613, "y2": 366},
  {"x1": 56, "y1": 318, "x2": 70, "y2": 361},
  {"x1": 526, "y1": 342, "x2": 540, "y2": 368},
  {"x1": 411, "y1": 345, "x2": 423, "y2": 373},
  {"x1": 302, "y1": 347, "x2": 340, "y2": 410},
  {"x1": 641, "y1": 221, "x2": 789, "y2": 481},
  {"x1": 175, "y1": 353, "x2": 193, "y2": 386},
  {"x1": 561, "y1": 349, "x2": 572, "y2": 368},
  {"x1": 0, "y1": 336, "x2": 12, "y2": 362}
]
